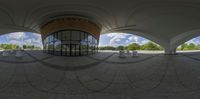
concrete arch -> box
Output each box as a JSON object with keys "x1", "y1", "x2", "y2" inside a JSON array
[
  {"x1": 0, "y1": 5, "x2": 15, "y2": 25},
  {"x1": 0, "y1": 25, "x2": 38, "y2": 36},
  {"x1": 171, "y1": 29, "x2": 200, "y2": 49},
  {"x1": 0, "y1": 31, "x2": 40, "y2": 36},
  {"x1": 125, "y1": 2, "x2": 200, "y2": 26},
  {"x1": 30, "y1": 11, "x2": 103, "y2": 29},
  {"x1": 24, "y1": 4, "x2": 117, "y2": 32}
]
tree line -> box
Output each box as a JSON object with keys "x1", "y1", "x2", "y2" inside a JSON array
[
  {"x1": 0, "y1": 44, "x2": 20, "y2": 50},
  {"x1": 177, "y1": 43, "x2": 200, "y2": 50},
  {"x1": 99, "y1": 42, "x2": 163, "y2": 51},
  {"x1": 0, "y1": 44, "x2": 42, "y2": 50}
]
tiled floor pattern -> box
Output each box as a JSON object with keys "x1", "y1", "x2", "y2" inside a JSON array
[{"x1": 0, "y1": 51, "x2": 199, "y2": 99}]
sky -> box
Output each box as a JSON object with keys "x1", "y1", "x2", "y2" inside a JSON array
[
  {"x1": 186, "y1": 36, "x2": 200, "y2": 44},
  {"x1": 0, "y1": 32, "x2": 200, "y2": 48},
  {"x1": 0, "y1": 32, "x2": 43, "y2": 48},
  {"x1": 99, "y1": 33, "x2": 200, "y2": 47},
  {"x1": 98, "y1": 33, "x2": 149, "y2": 47}
]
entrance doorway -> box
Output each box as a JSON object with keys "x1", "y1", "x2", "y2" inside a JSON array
[{"x1": 61, "y1": 44, "x2": 80, "y2": 56}]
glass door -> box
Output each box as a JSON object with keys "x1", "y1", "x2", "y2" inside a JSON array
[
  {"x1": 62, "y1": 44, "x2": 70, "y2": 56},
  {"x1": 70, "y1": 44, "x2": 76, "y2": 56},
  {"x1": 75, "y1": 44, "x2": 80, "y2": 56},
  {"x1": 70, "y1": 44, "x2": 80, "y2": 56}
]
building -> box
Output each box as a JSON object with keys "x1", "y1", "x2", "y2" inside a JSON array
[{"x1": 0, "y1": 0, "x2": 200, "y2": 98}]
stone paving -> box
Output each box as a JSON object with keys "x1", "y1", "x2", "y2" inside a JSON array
[{"x1": 0, "y1": 50, "x2": 200, "y2": 98}]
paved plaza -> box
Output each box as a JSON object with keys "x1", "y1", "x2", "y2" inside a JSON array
[{"x1": 0, "y1": 50, "x2": 200, "y2": 99}]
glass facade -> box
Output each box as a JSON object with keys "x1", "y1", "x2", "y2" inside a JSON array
[{"x1": 43, "y1": 30, "x2": 98, "y2": 56}]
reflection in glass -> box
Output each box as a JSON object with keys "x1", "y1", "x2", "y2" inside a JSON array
[{"x1": 43, "y1": 30, "x2": 98, "y2": 56}]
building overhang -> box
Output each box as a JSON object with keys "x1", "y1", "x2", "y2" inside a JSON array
[{"x1": 40, "y1": 17, "x2": 101, "y2": 39}]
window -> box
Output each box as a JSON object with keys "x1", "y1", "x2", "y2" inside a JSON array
[{"x1": 44, "y1": 30, "x2": 98, "y2": 56}]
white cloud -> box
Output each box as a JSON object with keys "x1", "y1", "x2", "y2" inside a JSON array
[
  {"x1": 9, "y1": 40, "x2": 22, "y2": 46},
  {"x1": 99, "y1": 33, "x2": 152, "y2": 47},
  {"x1": 141, "y1": 40, "x2": 149, "y2": 45},
  {"x1": 6, "y1": 32, "x2": 28, "y2": 40},
  {"x1": 107, "y1": 33, "x2": 131, "y2": 46},
  {"x1": 32, "y1": 33, "x2": 41, "y2": 37},
  {"x1": 1, "y1": 32, "x2": 43, "y2": 48},
  {"x1": 115, "y1": 38, "x2": 121, "y2": 42},
  {"x1": 183, "y1": 36, "x2": 200, "y2": 45},
  {"x1": 128, "y1": 35, "x2": 139, "y2": 42},
  {"x1": 125, "y1": 40, "x2": 130, "y2": 43},
  {"x1": 24, "y1": 39, "x2": 32, "y2": 44},
  {"x1": 128, "y1": 41, "x2": 138, "y2": 44},
  {"x1": 126, "y1": 35, "x2": 145, "y2": 45},
  {"x1": 107, "y1": 33, "x2": 129, "y2": 39},
  {"x1": 128, "y1": 36, "x2": 133, "y2": 41},
  {"x1": 134, "y1": 36, "x2": 139, "y2": 42},
  {"x1": 31, "y1": 38, "x2": 42, "y2": 44},
  {"x1": 106, "y1": 33, "x2": 118, "y2": 37}
]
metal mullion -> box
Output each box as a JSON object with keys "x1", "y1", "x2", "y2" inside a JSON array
[
  {"x1": 79, "y1": 31, "x2": 81, "y2": 56},
  {"x1": 70, "y1": 31, "x2": 72, "y2": 56},
  {"x1": 86, "y1": 32, "x2": 89, "y2": 55},
  {"x1": 61, "y1": 32, "x2": 63, "y2": 56}
]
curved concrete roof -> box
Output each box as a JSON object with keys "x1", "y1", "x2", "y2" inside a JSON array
[{"x1": 0, "y1": 0, "x2": 200, "y2": 53}]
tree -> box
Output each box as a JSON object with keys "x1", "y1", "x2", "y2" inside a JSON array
[
  {"x1": 187, "y1": 43, "x2": 196, "y2": 50},
  {"x1": 23, "y1": 45, "x2": 27, "y2": 49},
  {"x1": 180, "y1": 43, "x2": 187, "y2": 50},
  {"x1": 116, "y1": 46, "x2": 124, "y2": 50},
  {"x1": 98, "y1": 46, "x2": 116, "y2": 50},
  {"x1": 31, "y1": 45, "x2": 35, "y2": 50},
  {"x1": 177, "y1": 43, "x2": 200, "y2": 50},
  {"x1": 127, "y1": 43, "x2": 140, "y2": 50},
  {"x1": 0, "y1": 44, "x2": 20, "y2": 50},
  {"x1": 141, "y1": 42, "x2": 163, "y2": 50},
  {"x1": 197, "y1": 44, "x2": 200, "y2": 50},
  {"x1": 5, "y1": 44, "x2": 12, "y2": 49}
]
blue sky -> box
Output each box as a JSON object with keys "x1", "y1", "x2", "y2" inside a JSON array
[
  {"x1": 0, "y1": 32, "x2": 43, "y2": 48},
  {"x1": 99, "y1": 33, "x2": 200, "y2": 47},
  {"x1": 186, "y1": 36, "x2": 200, "y2": 44},
  {"x1": 99, "y1": 33, "x2": 149, "y2": 47},
  {"x1": 0, "y1": 32, "x2": 200, "y2": 48}
]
